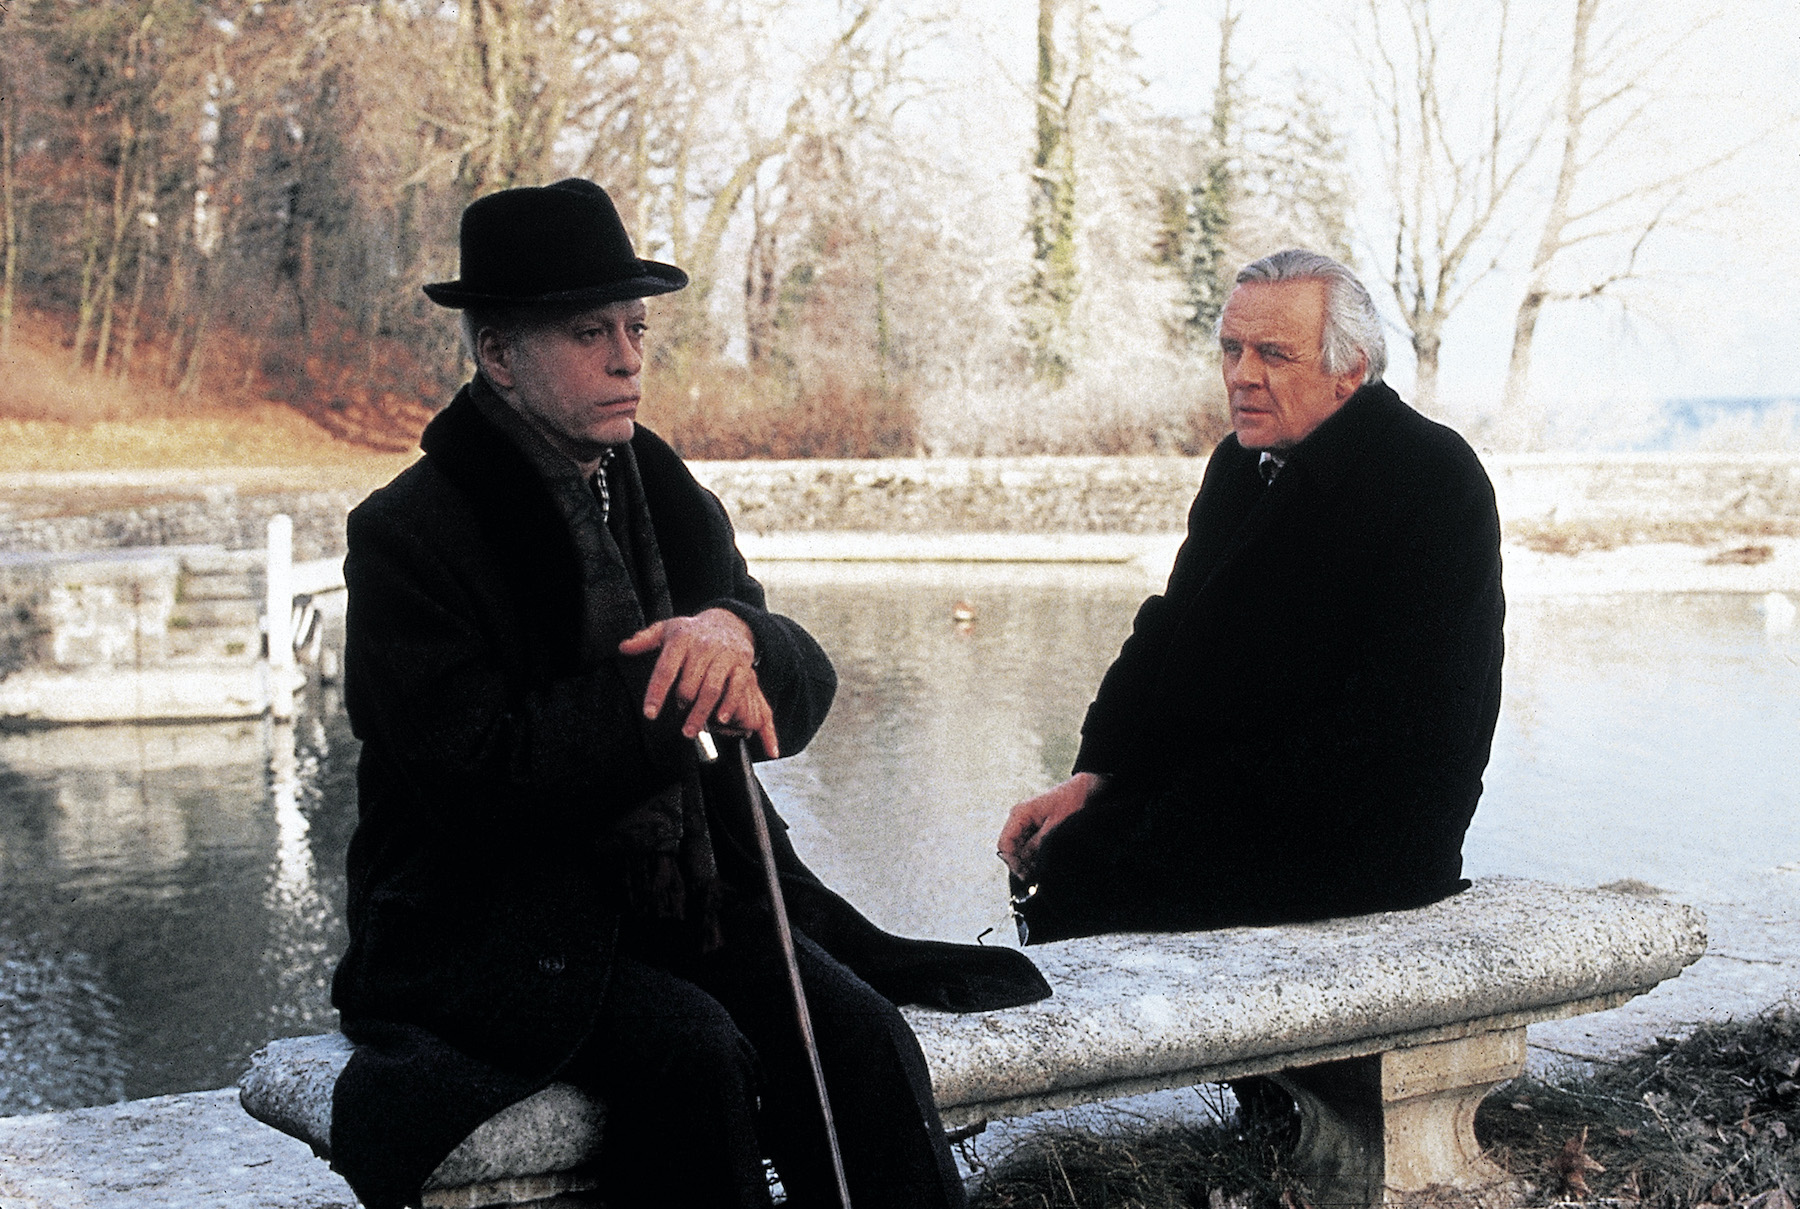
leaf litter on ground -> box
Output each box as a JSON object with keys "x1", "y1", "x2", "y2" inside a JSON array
[{"x1": 965, "y1": 1004, "x2": 1800, "y2": 1209}]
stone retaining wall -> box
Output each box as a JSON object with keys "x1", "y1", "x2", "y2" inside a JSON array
[
  {"x1": 0, "y1": 490, "x2": 360, "y2": 562},
  {"x1": 1485, "y1": 454, "x2": 1800, "y2": 526},
  {"x1": 693, "y1": 456, "x2": 1209, "y2": 536},
  {"x1": 693, "y1": 452, "x2": 1800, "y2": 535},
  {"x1": 2, "y1": 454, "x2": 1797, "y2": 560}
]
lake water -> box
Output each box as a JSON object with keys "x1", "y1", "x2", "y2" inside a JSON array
[{"x1": 1, "y1": 564, "x2": 1796, "y2": 1113}]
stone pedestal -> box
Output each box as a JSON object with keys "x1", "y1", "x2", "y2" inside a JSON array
[{"x1": 1276, "y1": 1028, "x2": 1525, "y2": 1206}]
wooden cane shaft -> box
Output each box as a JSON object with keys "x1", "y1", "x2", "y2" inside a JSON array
[{"x1": 736, "y1": 738, "x2": 853, "y2": 1209}]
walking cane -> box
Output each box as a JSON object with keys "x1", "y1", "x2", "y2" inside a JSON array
[{"x1": 697, "y1": 730, "x2": 853, "y2": 1208}]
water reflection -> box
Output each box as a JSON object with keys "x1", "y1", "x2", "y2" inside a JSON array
[
  {"x1": 1473, "y1": 592, "x2": 1800, "y2": 896},
  {"x1": 0, "y1": 700, "x2": 351, "y2": 1108},
  {"x1": 0, "y1": 934, "x2": 126, "y2": 1115},
  {"x1": 0, "y1": 571, "x2": 1794, "y2": 1109},
  {"x1": 755, "y1": 562, "x2": 1159, "y2": 945},
  {"x1": 262, "y1": 716, "x2": 337, "y2": 1036}
]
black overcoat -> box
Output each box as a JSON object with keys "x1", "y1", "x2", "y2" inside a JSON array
[
  {"x1": 329, "y1": 387, "x2": 1046, "y2": 1208},
  {"x1": 1034, "y1": 382, "x2": 1505, "y2": 934}
]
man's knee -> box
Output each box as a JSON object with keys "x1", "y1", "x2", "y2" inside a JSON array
[
  {"x1": 632, "y1": 1009, "x2": 760, "y2": 1107},
  {"x1": 815, "y1": 995, "x2": 915, "y2": 1072},
  {"x1": 578, "y1": 961, "x2": 762, "y2": 1109}
]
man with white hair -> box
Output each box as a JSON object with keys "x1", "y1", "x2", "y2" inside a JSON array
[{"x1": 998, "y1": 249, "x2": 1505, "y2": 943}]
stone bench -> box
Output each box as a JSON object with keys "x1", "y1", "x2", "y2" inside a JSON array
[{"x1": 240, "y1": 876, "x2": 1706, "y2": 1208}]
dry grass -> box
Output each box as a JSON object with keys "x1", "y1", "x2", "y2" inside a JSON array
[
  {"x1": 641, "y1": 354, "x2": 920, "y2": 460},
  {"x1": 1511, "y1": 518, "x2": 1800, "y2": 556},
  {"x1": 0, "y1": 314, "x2": 187, "y2": 426},
  {"x1": 966, "y1": 1007, "x2": 1800, "y2": 1209},
  {"x1": 1480, "y1": 1007, "x2": 1800, "y2": 1209},
  {"x1": 0, "y1": 312, "x2": 417, "y2": 477},
  {"x1": 967, "y1": 1090, "x2": 1307, "y2": 1209},
  {"x1": 0, "y1": 414, "x2": 417, "y2": 475}
]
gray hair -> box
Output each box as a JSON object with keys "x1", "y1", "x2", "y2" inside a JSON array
[
  {"x1": 1232, "y1": 249, "x2": 1386, "y2": 385},
  {"x1": 458, "y1": 308, "x2": 532, "y2": 375}
]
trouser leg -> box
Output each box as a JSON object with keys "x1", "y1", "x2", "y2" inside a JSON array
[
  {"x1": 698, "y1": 918, "x2": 967, "y2": 1209},
  {"x1": 563, "y1": 952, "x2": 773, "y2": 1209}
]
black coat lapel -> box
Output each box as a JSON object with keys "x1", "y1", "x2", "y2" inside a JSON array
[
  {"x1": 1185, "y1": 383, "x2": 1404, "y2": 606},
  {"x1": 1187, "y1": 439, "x2": 1284, "y2": 601},
  {"x1": 419, "y1": 386, "x2": 646, "y2": 675},
  {"x1": 630, "y1": 425, "x2": 743, "y2": 613}
]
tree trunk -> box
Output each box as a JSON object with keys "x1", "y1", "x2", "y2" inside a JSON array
[
  {"x1": 1183, "y1": 4, "x2": 1238, "y2": 343},
  {"x1": 1496, "y1": 0, "x2": 1594, "y2": 450},
  {"x1": 870, "y1": 221, "x2": 892, "y2": 399},
  {"x1": 92, "y1": 119, "x2": 140, "y2": 372},
  {"x1": 744, "y1": 184, "x2": 778, "y2": 365},
  {"x1": 72, "y1": 121, "x2": 102, "y2": 368},
  {"x1": 1025, "y1": 0, "x2": 1079, "y2": 385},
  {"x1": 115, "y1": 224, "x2": 150, "y2": 381},
  {"x1": 0, "y1": 78, "x2": 19, "y2": 355},
  {"x1": 1412, "y1": 327, "x2": 1441, "y2": 415},
  {"x1": 176, "y1": 224, "x2": 231, "y2": 398},
  {"x1": 161, "y1": 234, "x2": 193, "y2": 388},
  {"x1": 176, "y1": 293, "x2": 215, "y2": 397}
]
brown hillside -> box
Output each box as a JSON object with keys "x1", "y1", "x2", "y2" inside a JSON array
[{"x1": 0, "y1": 311, "x2": 421, "y2": 481}]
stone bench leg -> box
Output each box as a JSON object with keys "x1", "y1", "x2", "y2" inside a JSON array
[{"x1": 1272, "y1": 1027, "x2": 1525, "y2": 1207}]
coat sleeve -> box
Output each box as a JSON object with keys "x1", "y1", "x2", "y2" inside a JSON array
[
  {"x1": 633, "y1": 426, "x2": 837, "y2": 761},
  {"x1": 1073, "y1": 446, "x2": 1240, "y2": 776},
  {"x1": 690, "y1": 508, "x2": 836, "y2": 761}
]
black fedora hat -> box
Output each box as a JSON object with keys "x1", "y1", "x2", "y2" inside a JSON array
[{"x1": 422, "y1": 178, "x2": 688, "y2": 309}]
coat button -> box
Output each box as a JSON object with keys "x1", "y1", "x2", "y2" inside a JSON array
[{"x1": 537, "y1": 954, "x2": 566, "y2": 975}]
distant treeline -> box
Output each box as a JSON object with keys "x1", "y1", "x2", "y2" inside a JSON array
[
  {"x1": 0, "y1": 0, "x2": 1698, "y2": 454},
  {"x1": 0, "y1": 0, "x2": 1358, "y2": 455}
]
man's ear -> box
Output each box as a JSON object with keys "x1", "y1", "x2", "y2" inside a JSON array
[
  {"x1": 1334, "y1": 355, "x2": 1366, "y2": 403},
  {"x1": 477, "y1": 328, "x2": 516, "y2": 391}
]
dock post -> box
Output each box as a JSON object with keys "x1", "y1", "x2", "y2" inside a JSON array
[{"x1": 266, "y1": 514, "x2": 296, "y2": 721}]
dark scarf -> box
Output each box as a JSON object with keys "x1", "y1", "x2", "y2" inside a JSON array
[{"x1": 470, "y1": 378, "x2": 723, "y2": 950}]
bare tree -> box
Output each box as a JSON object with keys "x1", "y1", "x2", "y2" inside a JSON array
[
  {"x1": 1492, "y1": 0, "x2": 1754, "y2": 449},
  {"x1": 1021, "y1": 0, "x2": 1090, "y2": 385},
  {"x1": 1359, "y1": 0, "x2": 1544, "y2": 415},
  {"x1": 1166, "y1": 1, "x2": 1238, "y2": 347},
  {"x1": 0, "y1": 14, "x2": 29, "y2": 354},
  {"x1": 1156, "y1": 5, "x2": 1351, "y2": 355}
]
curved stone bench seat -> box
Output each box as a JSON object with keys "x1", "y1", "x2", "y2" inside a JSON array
[{"x1": 240, "y1": 876, "x2": 1706, "y2": 1208}]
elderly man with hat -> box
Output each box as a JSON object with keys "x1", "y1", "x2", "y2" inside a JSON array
[{"x1": 329, "y1": 179, "x2": 1047, "y2": 1209}]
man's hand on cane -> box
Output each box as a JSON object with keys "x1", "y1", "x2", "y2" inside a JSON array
[{"x1": 621, "y1": 608, "x2": 780, "y2": 758}]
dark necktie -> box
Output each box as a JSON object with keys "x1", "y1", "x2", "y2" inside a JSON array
[{"x1": 1258, "y1": 452, "x2": 1283, "y2": 485}]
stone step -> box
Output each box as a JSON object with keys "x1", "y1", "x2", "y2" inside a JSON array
[
  {"x1": 178, "y1": 570, "x2": 259, "y2": 602},
  {"x1": 0, "y1": 664, "x2": 268, "y2": 720},
  {"x1": 179, "y1": 550, "x2": 262, "y2": 576},
  {"x1": 166, "y1": 629, "x2": 258, "y2": 661},
  {"x1": 168, "y1": 599, "x2": 260, "y2": 630}
]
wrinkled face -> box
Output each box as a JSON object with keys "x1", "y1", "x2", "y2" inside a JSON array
[
  {"x1": 1217, "y1": 279, "x2": 1364, "y2": 451},
  {"x1": 480, "y1": 299, "x2": 647, "y2": 467}
]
